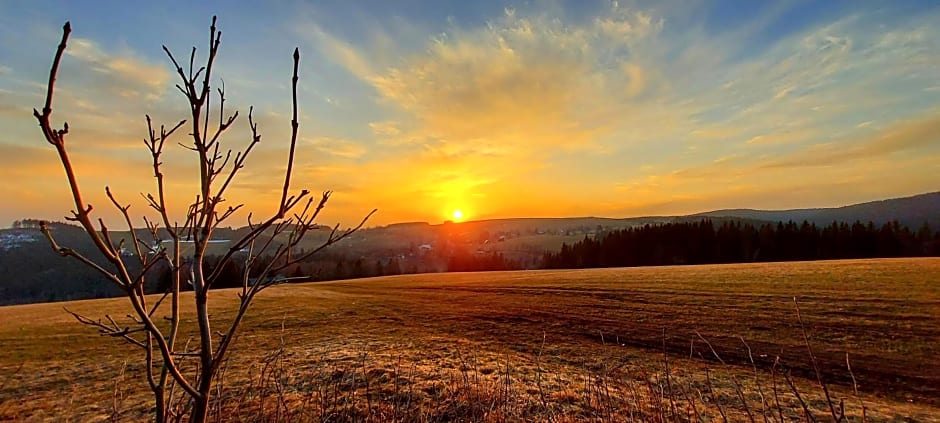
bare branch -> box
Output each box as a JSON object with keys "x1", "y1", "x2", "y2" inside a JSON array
[
  {"x1": 794, "y1": 297, "x2": 842, "y2": 422},
  {"x1": 106, "y1": 186, "x2": 148, "y2": 265},
  {"x1": 39, "y1": 221, "x2": 123, "y2": 287},
  {"x1": 64, "y1": 308, "x2": 147, "y2": 349},
  {"x1": 213, "y1": 107, "x2": 260, "y2": 206},
  {"x1": 35, "y1": 18, "x2": 371, "y2": 421},
  {"x1": 33, "y1": 21, "x2": 71, "y2": 145},
  {"x1": 162, "y1": 46, "x2": 193, "y2": 99},
  {"x1": 279, "y1": 48, "x2": 301, "y2": 217},
  {"x1": 148, "y1": 289, "x2": 172, "y2": 318},
  {"x1": 694, "y1": 331, "x2": 726, "y2": 365},
  {"x1": 282, "y1": 208, "x2": 377, "y2": 268}
]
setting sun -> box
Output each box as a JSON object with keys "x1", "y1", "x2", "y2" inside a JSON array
[{"x1": 451, "y1": 209, "x2": 464, "y2": 222}]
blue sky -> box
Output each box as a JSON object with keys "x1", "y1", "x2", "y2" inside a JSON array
[{"x1": 1, "y1": 0, "x2": 938, "y2": 226}]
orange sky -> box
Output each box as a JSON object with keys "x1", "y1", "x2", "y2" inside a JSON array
[{"x1": 1, "y1": 1, "x2": 939, "y2": 228}]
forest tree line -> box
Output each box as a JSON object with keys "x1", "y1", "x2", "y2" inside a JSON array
[
  {"x1": 5, "y1": 218, "x2": 939, "y2": 304},
  {"x1": 107, "y1": 218, "x2": 940, "y2": 291},
  {"x1": 167, "y1": 249, "x2": 522, "y2": 290},
  {"x1": 543, "y1": 220, "x2": 940, "y2": 269}
]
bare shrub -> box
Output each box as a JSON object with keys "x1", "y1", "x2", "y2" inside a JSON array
[{"x1": 33, "y1": 18, "x2": 372, "y2": 422}]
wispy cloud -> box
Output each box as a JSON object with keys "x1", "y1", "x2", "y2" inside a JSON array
[
  {"x1": 762, "y1": 114, "x2": 940, "y2": 169},
  {"x1": 64, "y1": 37, "x2": 170, "y2": 101},
  {"x1": 306, "y1": 136, "x2": 368, "y2": 159}
]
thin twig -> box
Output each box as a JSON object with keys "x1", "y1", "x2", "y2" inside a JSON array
[
  {"x1": 784, "y1": 369, "x2": 817, "y2": 423},
  {"x1": 846, "y1": 353, "x2": 867, "y2": 423},
  {"x1": 741, "y1": 336, "x2": 770, "y2": 423},
  {"x1": 794, "y1": 297, "x2": 842, "y2": 422}
]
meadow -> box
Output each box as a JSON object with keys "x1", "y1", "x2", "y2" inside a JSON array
[{"x1": 0, "y1": 258, "x2": 938, "y2": 421}]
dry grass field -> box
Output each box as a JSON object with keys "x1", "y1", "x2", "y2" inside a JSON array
[{"x1": 1, "y1": 258, "x2": 938, "y2": 421}]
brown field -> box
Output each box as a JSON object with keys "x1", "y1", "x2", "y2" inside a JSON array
[{"x1": 1, "y1": 258, "x2": 938, "y2": 421}]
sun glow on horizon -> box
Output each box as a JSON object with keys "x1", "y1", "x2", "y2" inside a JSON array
[{"x1": 0, "y1": 2, "x2": 938, "y2": 228}]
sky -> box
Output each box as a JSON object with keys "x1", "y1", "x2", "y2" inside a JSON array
[{"x1": 1, "y1": 0, "x2": 938, "y2": 228}]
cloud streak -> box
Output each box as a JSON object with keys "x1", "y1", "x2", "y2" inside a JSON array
[{"x1": 762, "y1": 115, "x2": 940, "y2": 169}]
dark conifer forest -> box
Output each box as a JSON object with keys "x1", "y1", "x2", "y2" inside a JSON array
[{"x1": 543, "y1": 220, "x2": 940, "y2": 269}]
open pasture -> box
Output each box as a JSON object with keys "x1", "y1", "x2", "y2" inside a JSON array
[{"x1": 1, "y1": 258, "x2": 938, "y2": 421}]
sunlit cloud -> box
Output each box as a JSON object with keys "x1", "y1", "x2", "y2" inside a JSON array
[
  {"x1": 761, "y1": 115, "x2": 940, "y2": 169},
  {"x1": 306, "y1": 136, "x2": 368, "y2": 159},
  {"x1": 64, "y1": 38, "x2": 170, "y2": 101},
  {"x1": 362, "y1": 7, "x2": 666, "y2": 153},
  {"x1": 368, "y1": 121, "x2": 401, "y2": 137}
]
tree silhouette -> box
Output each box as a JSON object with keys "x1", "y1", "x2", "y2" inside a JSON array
[{"x1": 33, "y1": 18, "x2": 374, "y2": 422}]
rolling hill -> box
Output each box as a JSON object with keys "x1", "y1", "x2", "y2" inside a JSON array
[
  {"x1": 694, "y1": 191, "x2": 940, "y2": 228},
  {"x1": 2, "y1": 191, "x2": 938, "y2": 305}
]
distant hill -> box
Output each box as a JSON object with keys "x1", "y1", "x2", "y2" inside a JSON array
[
  {"x1": 0, "y1": 222, "x2": 129, "y2": 305},
  {"x1": 694, "y1": 192, "x2": 940, "y2": 228},
  {"x1": 3, "y1": 191, "x2": 938, "y2": 306},
  {"x1": 0, "y1": 215, "x2": 746, "y2": 305}
]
